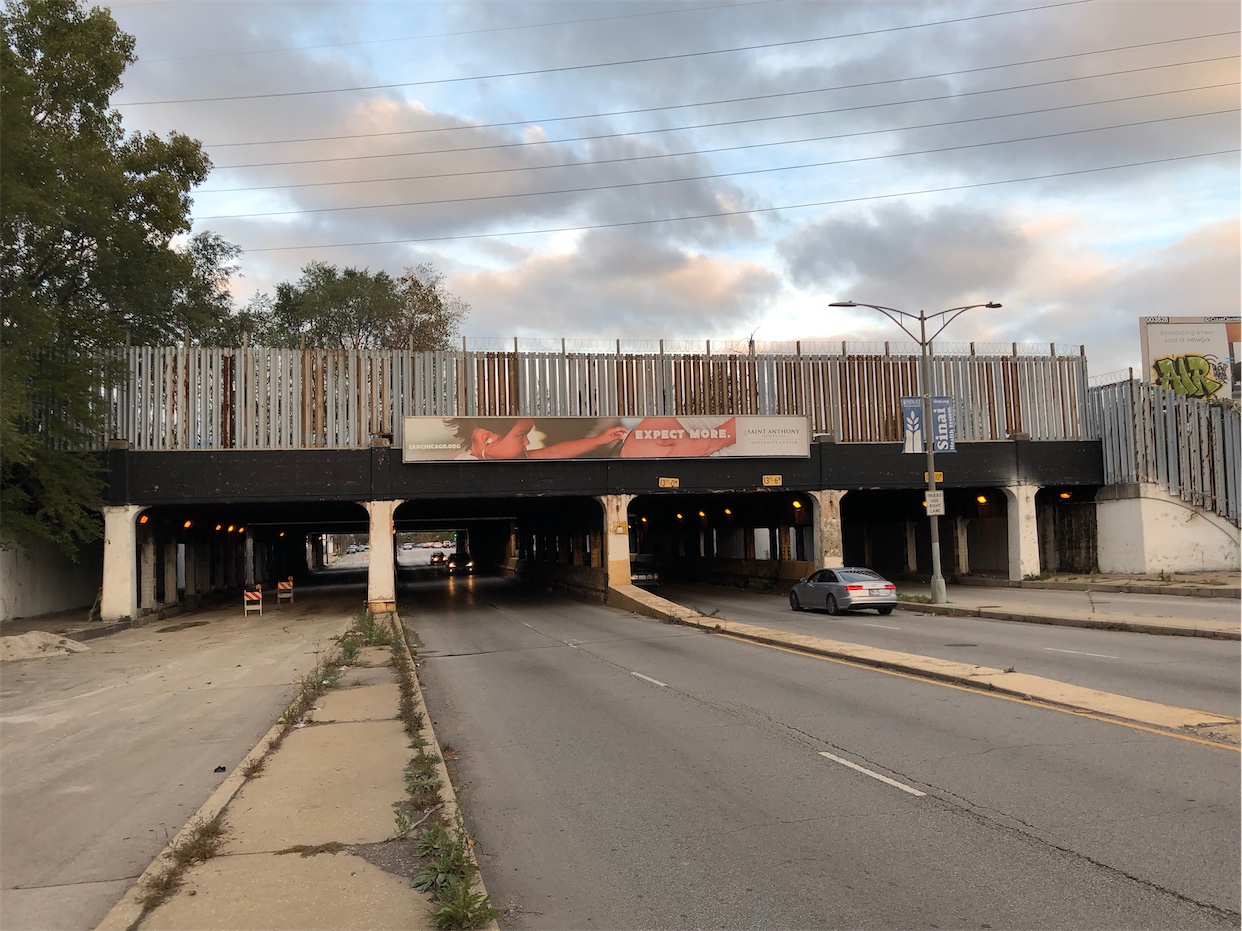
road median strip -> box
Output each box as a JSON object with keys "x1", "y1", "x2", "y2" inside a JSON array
[{"x1": 609, "y1": 584, "x2": 1240, "y2": 739}]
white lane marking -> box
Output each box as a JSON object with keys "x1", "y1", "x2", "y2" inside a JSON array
[
  {"x1": 864, "y1": 623, "x2": 901, "y2": 630},
  {"x1": 563, "y1": 640, "x2": 579, "y2": 649},
  {"x1": 818, "y1": 751, "x2": 926, "y2": 797},
  {"x1": 631, "y1": 671, "x2": 668, "y2": 688},
  {"x1": 1044, "y1": 647, "x2": 1119, "y2": 659}
]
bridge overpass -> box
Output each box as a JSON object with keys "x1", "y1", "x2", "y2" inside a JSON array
[{"x1": 90, "y1": 341, "x2": 1235, "y2": 621}]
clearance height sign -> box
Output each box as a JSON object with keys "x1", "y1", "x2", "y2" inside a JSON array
[{"x1": 401, "y1": 415, "x2": 810, "y2": 462}]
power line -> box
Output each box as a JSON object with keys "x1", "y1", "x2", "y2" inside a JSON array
[
  {"x1": 199, "y1": 32, "x2": 1238, "y2": 151},
  {"x1": 133, "y1": 0, "x2": 788, "y2": 65},
  {"x1": 115, "y1": 0, "x2": 1093, "y2": 107},
  {"x1": 195, "y1": 79, "x2": 1237, "y2": 196},
  {"x1": 193, "y1": 110, "x2": 1237, "y2": 221},
  {"x1": 206, "y1": 55, "x2": 1238, "y2": 173},
  {"x1": 215, "y1": 150, "x2": 1238, "y2": 252}
]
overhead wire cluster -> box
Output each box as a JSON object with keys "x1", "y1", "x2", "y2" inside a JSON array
[{"x1": 113, "y1": 0, "x2": 1240, "y2": 252}]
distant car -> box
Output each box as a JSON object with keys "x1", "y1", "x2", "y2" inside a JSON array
[
  {"x1": 430, "y1": 551, "x2": 446, "y2": 566},
  {"x1": 345, "y1": 544, "x2": 358, "y2": 554},
  {"x1": 789, "y1": 567, "x2": 897, "y2": 615},
  {"x1": 401, "y1": 542, "x2": 413, "y2": 551},
  {"x1": 445, "y1": 553, "x2": 474, "y2": 574},
  {"x1": 629, "y1": 557, "x2": 659, "y2": 588}
]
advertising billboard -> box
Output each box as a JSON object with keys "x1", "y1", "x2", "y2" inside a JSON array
[
  {"x1": 401, "y1": 415, "x2": 810, "y2": 462},
  {"x1": 1139, "y1": 316, "x2": 1241, "y2": 400},
  {"x1": 900, "y1": 396, "x2": 956, "y2": 453}
]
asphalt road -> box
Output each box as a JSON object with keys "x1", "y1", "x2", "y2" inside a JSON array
[
  {"x1": 405, "y1": 576, "x2": 1240, "y2": 931},
  {"x1": 0, "y1": 591, "x2": 356, "y2": 931},
  {"x1": 655, "y1": 583, "x2": 1242, "y2": 716}
]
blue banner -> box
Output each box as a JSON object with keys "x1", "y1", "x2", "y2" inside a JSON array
[{"x1": 901, "y1": 397, "x2": 956, "y2": 453}]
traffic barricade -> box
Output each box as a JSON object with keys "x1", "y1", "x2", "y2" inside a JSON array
[
  {"x1": 277, "y1": 576, "x2": 294, "y2": 604},
  {"x1": 244, "y1": 585, "x2": 263, "y2": 616}
]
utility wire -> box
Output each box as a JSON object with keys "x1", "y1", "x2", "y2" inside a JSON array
[
  {"x1": 225, "y1": 150, "x2": 1239, "y2": 251},
  {"x1": 194, "y1": 110, "x2": 1236, "y2": 220},
  {"x1": 115, "y1": 0, "x2": 1093, "y2": 106},
  {"x1": 207, "y1": 56, "x2": 1239, "y2": 172},
  {"x1": 133, "y1": 0, "x2": 789, "y2": 65},
  {"x1": 200, "y1": 32, "x2": 1239, "y2": 150},
  {"x1": 195, "y1": 81, "x2": 1237, "y2": 195}
]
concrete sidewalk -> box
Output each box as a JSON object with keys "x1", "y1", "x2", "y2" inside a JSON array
[
  {"x1": 894, "y1": 583, "x2": 1241, "y2": 640},
  {"x1": 93, "y1": 615, "x2": 494, "y2": 931}
]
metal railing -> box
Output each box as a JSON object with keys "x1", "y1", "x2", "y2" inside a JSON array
[
  {"x1": 1088, "y1": 375, "x2": 1240, "y2": 524},
  {"x1": 95, "y1": 342, "x2": 1091, "y2": 451}
]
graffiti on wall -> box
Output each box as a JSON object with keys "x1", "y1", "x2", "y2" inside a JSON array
[{"x1": 1151, "y1": 354, "x2": 1226, "y2": 399}]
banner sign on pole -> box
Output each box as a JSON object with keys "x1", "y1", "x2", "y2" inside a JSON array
[
  {"x1": 401, "y1": 415, "x2": 810, "y2": 462},
  {"x1": 901, "y1": 397, "x2": 956, "y2": 453}
]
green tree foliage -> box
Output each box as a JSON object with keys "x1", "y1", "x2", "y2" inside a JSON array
[
  {"x1": 1, "y1": 0, "x2": 224, "y2": 555},
  {"x1": 223, "y1": 261, "x2": 467, "y2": 350}
]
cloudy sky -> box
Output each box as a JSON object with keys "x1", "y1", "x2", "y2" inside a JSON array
[{"x1": 107, "y1": 0, "x2": 1238, "y2": 376}]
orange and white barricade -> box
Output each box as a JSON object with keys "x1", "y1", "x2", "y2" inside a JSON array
[
  {"x1": 244, "y1": 585, "x2": 263, "y2": 616},
  {"x1": 277, "y1": 576, "x2": 294, "y2": 604}
]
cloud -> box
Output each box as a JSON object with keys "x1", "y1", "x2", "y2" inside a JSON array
[
  {"x1": 455, "y1": 230, "x2": 782, "y2": 336},
  {"x1": 778, "y1": 202, "x2": 1030, "y2": 310}
]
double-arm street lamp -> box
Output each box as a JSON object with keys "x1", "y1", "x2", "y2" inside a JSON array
[{"x1": 828, "y1": 300, "x2": 1002, "y2": 604}]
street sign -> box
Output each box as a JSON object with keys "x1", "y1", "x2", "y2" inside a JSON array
[
  {"x1": 658, "y1": 477, "x2": 680, "y2": 488},
  {"x1": 762, "y1": 474, "x2": 783, "y2": 486},
  {"x1": 923, "y1": 471, "x2": 944, "y2": 483},
  {"x1": 925, "y1": 490, "x2": 946, "y2": 516}
]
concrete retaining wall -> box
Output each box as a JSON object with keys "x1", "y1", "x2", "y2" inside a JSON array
[
  {"x1": 1097, "y1": 483, "x2": 1240, "y2": 573},
  {"x1": 507, "y1": 559, "x2": 607, "y2": 601},
  {"x1": 0, "y1": 536, "x2": 102, "y2": 621}
]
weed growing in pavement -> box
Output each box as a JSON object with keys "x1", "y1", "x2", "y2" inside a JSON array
[
  {"x1": 137, "y1": 815, "x2": 229, "y2": 911},
  {"x1": 394, "y1": 809, "x2": 414, "y2": 839},
  {"x1": 355, "y1": 608, "x2": 393, "y2": 646},
  {"x1": 241, "y1": 757, "x2": 265, "y2": 779},
  {"x1": 432, "y1": 877, "x2": 501, "y2": 931},
  {"x1": 339, "y1": 635, "x2": 361, "y2": 663},
  {"x1": 897, "y1": 593, "x2": 932, "y2": 604}
]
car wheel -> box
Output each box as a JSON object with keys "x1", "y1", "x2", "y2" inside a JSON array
[
  {"x1": 826, "y1": 595, "x2": 839, "y2": 616},
  {"x1": 877, "y1": 606, "x2": 894, "y2": 616},
  {"x1": 790, "y1": 591, "x2": 802, "y2": 611}
]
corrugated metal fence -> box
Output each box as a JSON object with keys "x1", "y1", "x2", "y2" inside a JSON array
[
  {"x1": 98, "y1": 343, "x2": 1089, "y2": 450},
  {"x1": 1088, "y1": 377, "x2": 1240, "y2": 525}
]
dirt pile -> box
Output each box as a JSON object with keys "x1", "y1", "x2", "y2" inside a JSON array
[{"x1": 0, "y1": 631, "x2": 91, "y2": 661}]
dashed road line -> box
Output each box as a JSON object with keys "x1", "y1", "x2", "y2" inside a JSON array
[
  {"x1": 631, "y1": 671, "x2": 668, "y2": 688},
  {"x1": 864, "y1": 623, "x2": 902, "y2": 630},
  {"x1": 818, "y1": 751, "x2": 926, "y2": 797},
  {"x1": 1044, "y1": 647, "x2": 1119, "y2": 659}
]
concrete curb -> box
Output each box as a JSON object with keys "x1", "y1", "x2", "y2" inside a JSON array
[
  {"x1": 895, "y1": 602, "x2": 1242, "y2": 640},
  {"x1": 393, "y1": 612, "x2": 500, "y2": 931},
  {"x1": 94, "y1": 721, "x2": 286, "y2": 931},
  {"x1": 953, "y1": 576, "x2": 1241, "y2": 600},
  {"x1": 608, "y1": 585, "x2": 1239, "y2": 737}
]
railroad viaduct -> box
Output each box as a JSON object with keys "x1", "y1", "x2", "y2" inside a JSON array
[{"x1": 91, "y1": 340, "x2": 1236, "y2": 621}]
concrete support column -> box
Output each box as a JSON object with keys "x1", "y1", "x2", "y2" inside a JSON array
[
  {"x1": 163, "y1": 542, "x2": 179, "y2": 606},
  {"x1": 365, "y1": 500, "x2": 402, "y2": 611},
  {"x1": 1003, "y1": 485, "x2": 1041, "y2": 581},
  {"x1": 569, "y1": 531, "x2": 582, "y2": 567},
  {"x1": 183, "y1": 542, "x2": 198, "y2": 599},
  {"x1": 588, "y1": 528, "x2": 602, "y2": 568},
  {"x1": 244, "y1": 532, "x2": 255, "y2": 587},
  {"x1": 598, "y1": 494, "x2": 635, "y2": 587},
  {"x1": 863, "y1": 524, "x2": 874, "y2": 568},
  {"x1": 904, "y1": 522, "x2": 918, "y2": 573},
  {"x1": 808, "y1": 490, "x2": 846, "y2": 568},
  {"x1": 954, "y1": 517, "x2": 971, "y2": 576},
  {"x1": 101, "y1": 505, "x2": 143, "y2": 621},
  {"x1": 139, "y1": 534, "x2": 157, "y2": 614}
]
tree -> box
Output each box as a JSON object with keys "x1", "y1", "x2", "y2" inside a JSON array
[
  {"x1": 1, "y1": 0, "x2": 222, "y2": 556},
  {"x1": 234, "y1": 261, "x2": 467, "y2": 350}
]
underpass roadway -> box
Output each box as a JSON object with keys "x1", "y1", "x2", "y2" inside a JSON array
[{"x1": 405, "y1": 574, "x2": 1241, "y2": 930}]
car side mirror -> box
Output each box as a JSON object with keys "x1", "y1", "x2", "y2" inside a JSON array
[{"x1": 798, "y1": 578, "x2": 808, "y2": 584}]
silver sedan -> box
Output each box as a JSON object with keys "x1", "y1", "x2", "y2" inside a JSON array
[{"x1": 789, "y1": 567, "x2": 897, "y2": 615}]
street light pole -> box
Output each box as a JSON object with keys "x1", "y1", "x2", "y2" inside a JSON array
[{"x1": 829, "y1": 299, "x2": 1001, "y2": 605}]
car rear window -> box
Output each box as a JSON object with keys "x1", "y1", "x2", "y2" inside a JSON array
[{"x1": 839, "y1": 570, "x2": 884, "y2": 582}]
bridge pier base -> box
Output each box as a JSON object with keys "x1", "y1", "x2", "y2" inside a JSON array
[
  {"x1": 101, "y1": 505, "x2": 143, "y2": 621},
  {"x1": 1004, "y1": 484, "x2": 1041, "y2": 580},
  {"x1": 599, "y1": 494, "x2": 635, "y2": 587},
  {"x1": 808, "y1": 490, "x2": 846, "y2": 569},
  {"x1": 365, "y1": 500, "x2": 402, "y2": 612}
]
